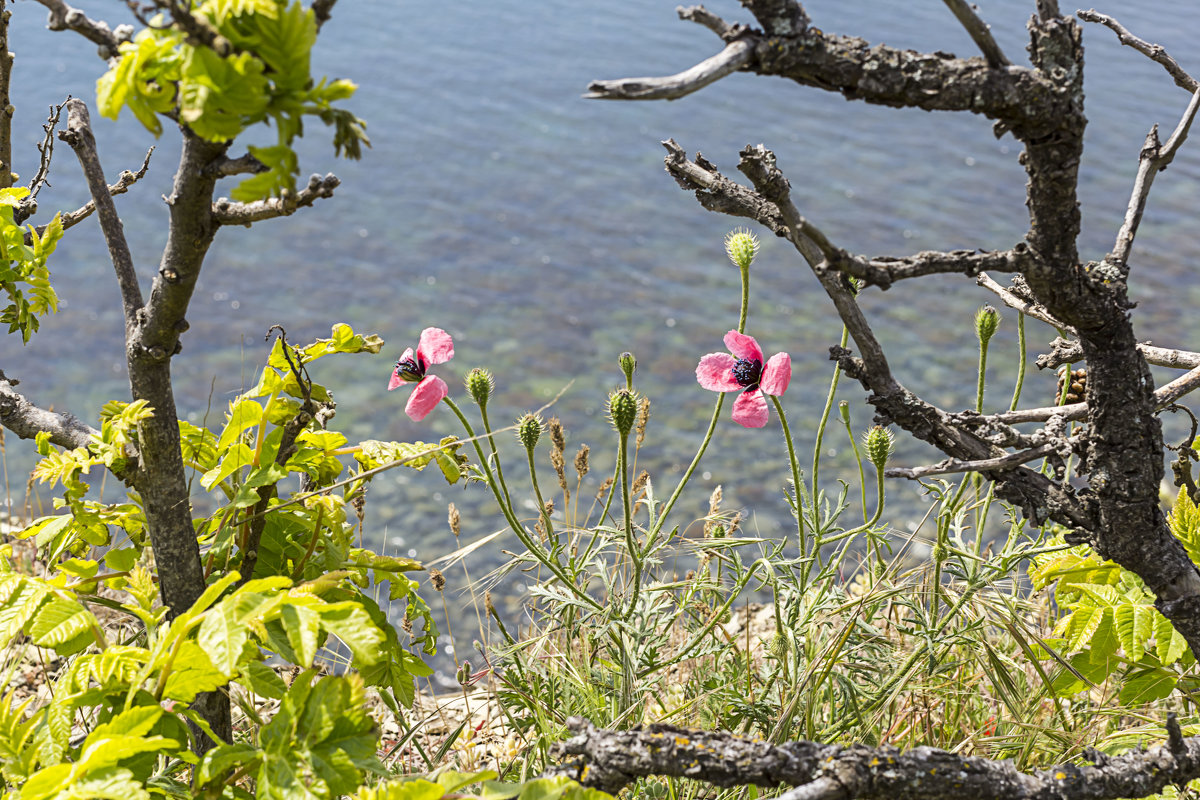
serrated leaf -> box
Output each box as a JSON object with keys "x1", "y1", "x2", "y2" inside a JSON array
[
  {"x1": 1155, "y1": 612, "x2": 1190, "y2": 664},
  {"x1": 1119, "y1": 666, "x2": 1178, "y2": 705},
  {"x1": 27, "y1": 596, "x2": 94, "y2": 651}
]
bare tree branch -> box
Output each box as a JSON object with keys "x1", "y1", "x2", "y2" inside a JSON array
[
  {"x1": 210, "y1": 173, "x2": 340, "y2": 225},
  {"x1": 977, "y1": 272, "x2": 1073, "y2": 332},
  {"x1": 1111, "y1": 88, "x2": 1200, "y2": 266},
  {"x1": 1077, "y1": 9, "x2": 1199, "y2": 93},
  {"x1": 1038, "y1": 336, "x2": 1200, "y2": 371},
  {"x1": 941, "y1": 0, "x2": 1009, "y2": 69},
  {"x1": 585, "y1": 39, "x2": 754, "y2": 101},
  {"x1": 0, "y1": 0, "x2": 12, "y2": 192},
  {"x1": 33, "y1": 0, "x2": 122, "y2": 58},
  {"x1": 25, "y1": 147, "x2": 153, "y2": 242},
  {"x1": 677, "y1": 5, "x2": 737, "y2": 39},
  {"x1": 547, "y1": 716, "x2": 1200, "y2": 800},
  {"x1": 57, "y1": 99, "x2": 143, "y2": 328},
  {"x1": 15, "y1": 101, "x2": 67, "y2": 224},
  {"x1": 0, "y1": 370, "x2": 104, "y2": 454},
  {"x1": 887, "y1": 443, "x2": 1059, "y2": 480}
]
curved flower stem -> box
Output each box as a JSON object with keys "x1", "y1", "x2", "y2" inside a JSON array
[
  {"x1": 443, "y1": 397, "x2": 601, "y2": 611},
  {"x1": 479, "y1": 404, "x2": 514, "y2": 511},
  {"x1": 812, "y1": 327, "x2": 850, "y2": 494},
  {"x1": 817, "y1": 464, "x2": 885, "y2": 546},
  {"x1": 770, "y1": 395, "x2": 806, "y2": 558},
  {"x1": 617, "y1": 427, "x2": 641, "y2": 618},
  {"x1": 525, "y1": 445, "x2": 555, "y2": 546},
  {"x1": 1009, "y1": 312, "x2": 1027, "y2": 412}
]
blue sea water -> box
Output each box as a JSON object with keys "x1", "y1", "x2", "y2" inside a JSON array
[{"x1": 3, "y1": 1, "x2": 1199, "y2": 674}]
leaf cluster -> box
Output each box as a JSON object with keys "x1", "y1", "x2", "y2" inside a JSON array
[
  {"x1": 96, "y1": 0, "x2": 369, "y2": 201},
  {"x1": 0, "y1": 189, "x2": 62, "y2": 343}
]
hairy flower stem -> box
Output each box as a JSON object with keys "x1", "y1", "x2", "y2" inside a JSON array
[
  {"x1": 812, "y1": 327, "x2": 850, "y2": 494},
  {"x1": 770, "y1": 395, "x2": 806, "y2": 558},
  {"x1": 617, "y1": 426, "x2": 641, "y2": 619},
  {"x1": 443, "y1": 398, "x2": 601, "y2": 611},
  {"x1": 479, "y1": 404, "x2": 514, "y2": 512},
  {"x1": 525, "y1": 446, "x2": 556, "y2": 545}
]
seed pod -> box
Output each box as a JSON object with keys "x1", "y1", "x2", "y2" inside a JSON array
[
  {"x1": 517, "y1": 413, "x2": 542, "y2": 450},
  {"x1": 863, "y1": 425, "x2": 896, "y2": 471},
  {"x1": 619, "y1": 352, "x2": 637, "y2": 387},
  {"x1": 974, "y1": 305, "x2": 1000, "y2": 346},
  {"x1": 724, "y1": 227, "x2": 759, "y2": 270},
  {"x1": 465, "y1": 367, "x2": 494, "y2": 407},
  {"x1": 609, "y1": 389, "x2": 638, "y2": 437}
]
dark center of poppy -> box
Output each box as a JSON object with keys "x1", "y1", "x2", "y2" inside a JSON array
[
  {"x1": 395, "y1": 356, "x2": 425, "y2": 382},
  {"x1": 731, "y1": 357, "x2": 762, "y2": 388}
]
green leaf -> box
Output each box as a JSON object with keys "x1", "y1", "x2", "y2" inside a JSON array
[
  {"x1": 178, "y1": 46, "x2": 268, "y2": 141},
  {"x1": 279, "y1": 601, "x2": 322, "y2": 667},
  {"x1": 1119, "y1": 665, "x2": 1179, "y2": 705},
  {"x1": 1155, "y1": 612, "x2": 1190, "y2": 664},
  {"x1": 27, "y1": 596, "x2": 95, "y2": 651},
  {"x1": 216, "y1": 399, "x2": 265, "y2": 452},
  {"x1": 239, "y1": 660, "x2": 289, "y2": 700},
  {"x1": 232, "y1": 144, "x2": 298, "y2": 202},
  {"x1": 162, "y1": 640, "x2": 230, "y2": 702}
]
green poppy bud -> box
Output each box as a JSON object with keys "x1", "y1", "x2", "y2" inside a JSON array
[
  {"x1": 619, "y1": 351, "x2": 637, "y2": 389},
  {"x1": 974, "y1": 305, "x2": 1000, "y2": 347},
  {"x1": 517, "y1": 413, "x2": 542, "y2": 450},
  {"x1": 465, "y1": 367, "x2": 494, "y2": 407},
  {"x1": 863, "y1": 425, "x2": 895, "y2": 472},
  {"x1": 608, "y1": 389, "x2": 638, "y2": 438},
  {"x1": 724, "y1": 228, "x2": 759, "y2": 271}
]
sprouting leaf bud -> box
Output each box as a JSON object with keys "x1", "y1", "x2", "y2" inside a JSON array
[
  {"x1": 619, "y1": 352, "x2": 637, "y2": 387},
  {"x1": 974, "y1": 305, "x2": 1000, "y2": 346},
  {"x1": 465, "y1": 367, "x2": 494, "y2": 407},
  {"x1": 517, "y1": 413, "x2": 542, "y2": 450},
  {"x1": 609, "y1": 389, "x2": 638, "y2": 437},
  {"x1": 863, "y1": 425, "x2": 896, "y2": 472},
  {"x1": 724, "y1": 227, "x2": 759, "y2": 271}
]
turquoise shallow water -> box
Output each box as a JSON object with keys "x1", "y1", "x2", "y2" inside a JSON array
[{"x1": 3, "y1": 1, "x2": 1200, "y2": 679}]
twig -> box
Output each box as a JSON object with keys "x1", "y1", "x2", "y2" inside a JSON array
[
  {"x1": 33, "y1": 0, "x2": 121, "y2": 58},
  {"x1": 886, "y1": 443, "x2": 1057, "y2": 480},
  {"x1": 211, "y1": 174, "x2": 340, "y2": 225},
  {"x1": 585, "y1": 39, "x2": 754, "y2": 101},
  {"x1": 15, "y1": 101, "x2": 67, "y2": 224},
  {"x1": 0, "y1": 370, "x2": 109, "y2": 456},
  {"x1": 26, "y1": 148, "x2": 153, "y2": 242},
  {"x1": 824, "y1": 247, "x2": 1032, "y2": 290},
  {"x1": 57, "y1": 99, "x2": 143, "y2": 328},
  {"x1": 1111, "y1": 87, "x2": 1200, "y2": 266},
  {"x1": 977, "y1": 272, "x2": 1073, "y2": 332},
  {"x1": 739, "y1": 0, "x2": 810, "y2": 36},
  {"x1": 677, "y1": 5, "x2": 737, "y2": 39},
  {"x1": 1077, "y1": 9, "x2": 1198, "y2": 93},
  {"x1": 1038, "y1": 337, "x2": 1200, "y2": 371},
  {"x1": 941, "y1": 0, "x2": 1009, "y2": 69}
]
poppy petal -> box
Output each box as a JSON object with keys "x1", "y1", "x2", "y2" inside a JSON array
[
  {"x1": 760, "y1": 352, "x2": 792, "y2": 396},
  {"x1": 696, "y1": 353, "x2": 740, "y2": 392},
  {"x1": 416, "y1": 327, "x2": 454, "y2": 366},
  {"x1": 405, "y1": 375, "x2": 448, "y2": 421},
  {"x1": 723, "y1": 330, "x2": 764, "y2": 363},
  {"x1": 387, "y1": 370, "x2": 406, "y2": 391},
  {"x1": 731, "y1": 389, "x2": 769, "y2": 428}
]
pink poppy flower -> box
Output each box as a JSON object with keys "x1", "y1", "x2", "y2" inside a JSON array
[
  {"x1": 388, "y1": 327, "x2": 455, "y2": 421},
  {"x1": 696, "y1": 331, "x2": 791, "y2": 428}
]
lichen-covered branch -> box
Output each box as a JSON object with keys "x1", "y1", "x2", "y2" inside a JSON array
[
  {"x1": 0, "y1": 370, "x2": 103, "y2": 454},
  {"x1": 210, "y1": 173, "x2": 339, "y2": 225},
  {"x1": 547, "y1": 717, "x2": 1200, "y2": 800}
]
